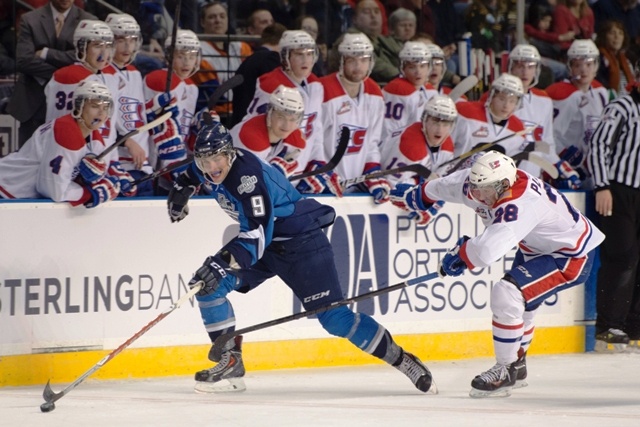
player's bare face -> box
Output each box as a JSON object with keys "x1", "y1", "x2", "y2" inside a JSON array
[
  {"x1": 424, "y1": 116, "x2": 454, "y2": 147},
  {"x1": 429, "y1": 58, "x2": 445, "y2": 86},
  {"x1": 81, "y1": 100, "x2": 111, "y2": 130},
  {"x1": 569, "y1": 58, "x2": 597, "y2": 88},
  {"x1": 198, "y1": 154, "x2": 231, "y2": 184},
  {"x1": 288, "y1": 49, "x2": 315, "y2": 81},
  {"x1": 173, "y1": 50, "x2": 198, "y2": 79},
  {"x1": 403, "y1": 61, "x2": 430, "y2": 88},
  {"x1": 85, "y1": 41, "x2": 113, "y2": 71},
  {"x1": 269, "y1": 110, "x2": 301, "y2": 140},
  {"x1": 113, "y1": 36, "x2": 139, "y2": 66},
  {"x1": 511, "y1": 61, "x2": 537, "y2": 89},
  {"x1": 343, "y1": 56, "x2": 371, "y2": 83},
  {"x1": 489, "y1": 91, "x2": 519, "y2": 122}
]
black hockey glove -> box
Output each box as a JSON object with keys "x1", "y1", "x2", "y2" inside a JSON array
[
  {"x1": 189, "y1": 255, "x2": 229, "y2": 296},
  {"x1": 167, "y1": 181, "x2": 197, "y2": 223}
]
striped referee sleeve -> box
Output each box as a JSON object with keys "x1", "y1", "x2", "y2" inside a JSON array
[{"x1": 588, "y1": 95, "x2": 640, "y2": 190}]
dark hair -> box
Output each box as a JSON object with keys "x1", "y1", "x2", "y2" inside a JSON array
[
  {"x1": 595, "y1": 19, "x2": 629, "y2": 51},
  {"x1": 527, "y1": 4, "x2": 553, "y2": 27},
  {"x1": 260, "y1": 23, "x2": 287, "y2": 46},
  {"x1": 199, "y1": 1, "x2": 227, "y2": 22}
]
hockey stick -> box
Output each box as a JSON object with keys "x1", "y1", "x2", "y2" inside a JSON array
[
  {"x1": 440, "y1": 126, "x2": 535, "y2": 174},
  {"x1": 96, "y1": 112, "x2": 172, "y2": 161},
  {"x1": 512, "y1": 151, "x2": 559, "y2": 178},
  {"x1": 288, "y1": 126, "x2": 350, "y2": 181},
  {"x1": 164, "y1": 0, "x2": 182, "y2": 94},
  {"x1": 40, "y1": 282, "x2": 203, "y2": 412},
  {"x1": 207, "y1": 74, "x2": 245, "y2": 110},
  {"x1": 209, "y1": 272, "x2": 440, "y2": 361},
  {"x1": 131, "y1": 156, "x2": 193, "y2": 186},
  {"x1": 448, "y1": 75, "x2": 478, "y2": 101},
  {"x1": 341, "y1": 164, "x2": 433, "y2": 189}
]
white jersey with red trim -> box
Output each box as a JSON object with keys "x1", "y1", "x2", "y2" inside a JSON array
[
  {"x1": 423, "y1": 168, "x2": 604, "y2": 268},
  {"x1": 546, "y1": 80, "x2": 608, "y2": 156},
  {"x1": 242, "y1": 68, "x2": 324, "y2": 159},
  {"x1": 104, "y1": 63, "x2": 151, "y2": 173},
  {"x1": 380, "y1": 122, "x2": 454, "y2": 186},
  {"x1": 449, "y1": 101, "x2": 529, "y2": 159},
  {"x1": 44, "y1": 64, "x2": 120, "y2": 146},
  {"x1": 0, "y1": 115, "x2": 118, "y2": 204},
  {"x1": 230, "y1": 114, "x2": 311, "y2": 174},
  {"x1": 382, "y1": 77, "x2": 438, "y2": 139},
  {"x1": 319, "y1": 72, "x2": 385, "y2": 180}
]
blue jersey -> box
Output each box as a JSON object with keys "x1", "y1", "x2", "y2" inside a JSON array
[{"x1": 192, "y1": 149, "x2": 335, "y2": 269}]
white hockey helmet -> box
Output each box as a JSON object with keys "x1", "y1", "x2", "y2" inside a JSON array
[
  {"x1": 72, "y1": 80, "x2": 113, "y2": 118},
  {"x1": 567, "y1": 39, "x2": 599, "y2": 73},
  {"x1": 508, "y1": 44, "x2": 541, "y2": 87},
  {"x1": 486, "y1": 73, "x2": 524, "y2": 116},
  {"x1": 278, "y1": 30, "x2": 319, "y2": 70},
  {"x1": 423, "y1": 43, "x2": 447, "y2": 78},
  {"x1": 165, "y1": 29, "x2": 202, "y2": 78},
  {"x1": 338, "y1": 33, "x2": 375, "y2": 79},
  {"x1": 422, "y1": 95, "x2": 458, "y2": 123},
  {"x1": 73, "y1": 20, "x2": 114, "y2": 63},
  {"x1": 468, "y1": 151, "x2": 517, "y2": 204},
  {"x1": 269, "y1": 85, "x2": 305, "y2": 116},
  {"x1": 105, "y1": 13, "x2": 142, "y2": 64},
  {"x1": 399, "y1": 41, "x2": 432, "y2": 67}
]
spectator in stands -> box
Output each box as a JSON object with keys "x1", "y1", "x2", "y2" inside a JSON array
[
  {"x1": 465, "y1": 0, "x2": 517, "y2": 53},
  {"x1": 413, "y1": 37, "x2": 463, "y2": 99},
  {"x1": 595, "y1": 20, "x2": 636, "y2": 98},
  {"x1": 304, "y1": 0, "x2": 354, "y2": 47},
  {"x1": 553, "y1": 0, "x2": 594, "y2": 52},
  {"x1": 385, "y1": 0, "x2": 434, "y2": 35},
  {"x1": 592, "y1": 0, "x2": 640, "y2": 59},
  {"x1": 193, "y1": 2, "x2": 253, "y2": 115},
  {"x1": 231, "y1": 23, "x2": 286, "y2": 127},
  {"x1": 295, "y1": 14, "x2": 328, "y2": 77},
  {"x1": 524, "y1": 5, "x2": 572, "y2": 82},
  {"x1": 7, "y1": 0, "x2": 96, "y2": 148},
  {"x1": 388, "y1": 8, "x2": 416, "y2": 43},
  {"x1": 246, "y1": 9, "x2": 275, "y2": 37}
]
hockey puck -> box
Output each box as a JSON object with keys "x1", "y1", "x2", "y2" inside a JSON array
[{"x1": 40, "y1": 402, "x2": 55, "y2": 413}]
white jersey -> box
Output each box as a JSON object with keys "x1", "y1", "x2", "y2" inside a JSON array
[
  {"x1": 449, "y1": 101, "x2": 529, "y2": 160},
  {"x1": 44, "y1": 64, "x2": 120, "y2": 146},
  {"x1": 424, "y1": 168, "x2": 604, "y2": 268},
  {"x1": 546, "y1": 80, "x2": 609, "y2": 158},
  {"x1": 104, "y1": 63, "x2": 151, "y2": 173},
  {"x1": 382, "y1": 77, "x2": 438, "y2": 140},
  {"x1": 319, "y1": 72, "x2": 385, "y2": 180},
  {"x1": 230, "y1": 114, "x2": 311, "y2": 174},
  {"x1": 0, "y1": 115, "x2": 118, "y2": 204},
  {"x1": 243, "y1": 68, "x2": 324, "y2": 158},
  {"x1": 380, "y1": 122, "x2": 454, "y2": 186}
]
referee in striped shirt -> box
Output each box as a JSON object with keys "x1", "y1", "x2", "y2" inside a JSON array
[{"x1": 588, "y1": 82, "x2": 640, "y2": 350}]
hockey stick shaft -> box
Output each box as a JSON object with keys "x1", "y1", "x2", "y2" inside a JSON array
[
  {"x1": 288, "y1": 126, "x2": 350, "y2": 181},
  {"x1": 96, "y1": 112, "x2": 172, "y2": 161},
  {"x1": 448, "y1": 75, "x2": 478, "y2": 101},
  {"x1": 512, "y1": 151, "x2": 559, "y2": 178},
  {"x1": 42, "y1": 282, "x2": 203, "y2": 405},
  {"x1": 340, "y1": 164, "x2": 433, "y2": 188},
  {"x1": 210, "y1": 272, "x2": 440, "y2": 361},
  {"x1": 165, "y1": 0, "x2": 182, "y2": 94},
  {"x1": 131, "y1": 156, "x2": 193, "y2": 186},
  {"x1": 207, "y1": 74, "x2": 244, "y2": 110}
]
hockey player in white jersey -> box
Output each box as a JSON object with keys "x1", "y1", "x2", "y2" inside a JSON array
[
  {"x1": 422, "y1": 43, "x2": 466, "y2": 101},
  {"x1": 44, "y1": 20, "x2": 119, "y2": 146},
  {"x1": 450, "y1": 73, "x2": 528, "y2": 161},
  {"x1": 390, "y1": 151, "x2": 604, "y2": 397},
  {"x1": 0, "y1": 81, "x2": 136, "y2": 206},
  {"x1": 242, "y1": 31, "x2": 324, "y2": 157},
  {"x1": 143, "y1": 29, "x2": 200, "y2": 191},
  {"x1": 546, "y1": 39, "x2": 609, "y2": 189},
  {"x1": 320, "y1": 33, "x2": 390, "y2": 204},
  {"x1": 382, "y1": 41, "x2": 436, "y2": 139},
  {"x1": 103, "y1": 13, "x2": 154, "y2": 196}
]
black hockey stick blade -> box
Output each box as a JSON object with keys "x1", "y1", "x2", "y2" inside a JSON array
[
  {"x1": 131, "y1": 157, "x2": 193, "y2": 186},
  {"x1": 164, "y1": 0, "x2": 182, "y2": 94},
  {"x1": 288, "y1": 126, "x2": 350, "y2": 181},
  {"x1": 207, "y1": 74, "x2": 245, "y2": 111},
  {"x1": 209, "y1": 271, "x2": 440, "y2": 361},
  {"x1": 341, "y1": 164, "x2": 432, "y2": 188}
]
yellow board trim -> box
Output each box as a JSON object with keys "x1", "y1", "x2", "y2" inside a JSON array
[{"x1": 0, "y1": 326, "x2": 584, "y2": 387}]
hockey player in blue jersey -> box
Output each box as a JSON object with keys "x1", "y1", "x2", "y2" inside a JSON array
[{"x1": 166, "y1": 122, "x2": 436, "y2": 394}]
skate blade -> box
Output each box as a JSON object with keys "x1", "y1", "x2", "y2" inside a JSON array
[
  {"x1": 469, "y1": 386, "x2": 513, "y2": 398},
  {"x1": 194, "y1": 378, "x2": 246, "y2": 393},
  {"x1": 595, "y1": 340, "x2": 627, "y2": 353},
  {"x1": 426, "y1": 379, "x2": 439, "y2": 395},
  {"x1": 513, "y1": 379, "x2": 528, "y2": 389}
]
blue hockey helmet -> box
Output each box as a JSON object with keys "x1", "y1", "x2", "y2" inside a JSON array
[{"x1": 194, "y1": 122, "x2": 236, "y2": 176}]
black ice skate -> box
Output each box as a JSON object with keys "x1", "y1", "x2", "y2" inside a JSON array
[
  {"x1": 595, "y1": 328, "x2": 629, "y2": 353},
  {"x1": 194, "y1": 336, "x2": 246, "y2": 393},
  {"x1": 394, "y1": 351, "x2": 438, "y2": 394},
  {"x1": 469, "y1": 362, "x2": 517, "y2": 398},
  {"x1": 512, "y1": 352, "x2": 528, "y2": 389}
]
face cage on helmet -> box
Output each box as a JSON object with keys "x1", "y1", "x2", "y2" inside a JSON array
[
  {"x1": 339, "y1": 53, "x2": 375, "y2": 82},
  {"x1": 281, "y1": 45, "x2": 319, "y2": 72},
  {"x1": 267, "y1": 105, "x2": 304, "y2": 127},
  {"x1": 508, "y1": 59, "x2": 541, "y2": 88},
  {"x1": 76, "y1": 39, "x2": 114, "y2": 68},
  {"x1": 566, "y1": 56, "x2": 599, "y2": 75},
  {"x1": 72, "y1": 95, "x2": 114, "y2": 120},
  {"x1": 469, "y1": 179, "x2": 508, "y2": 205},
  {"x1": 167, "y1": 47, "x2": 202, "y2": 79},
  {"x1": 114, "y1": 34, "x2": 142, "y2": 65},
  {"x1": 401, "y1": 57, "x2": 432, "y2": 74},
  {"x1": 486, "y1": 88, "x2": 523, "y2": 120}
]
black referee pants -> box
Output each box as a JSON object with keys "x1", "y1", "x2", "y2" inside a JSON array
[{"x1": 596, "y1": 182, "x2": 640, "y2": 338}]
